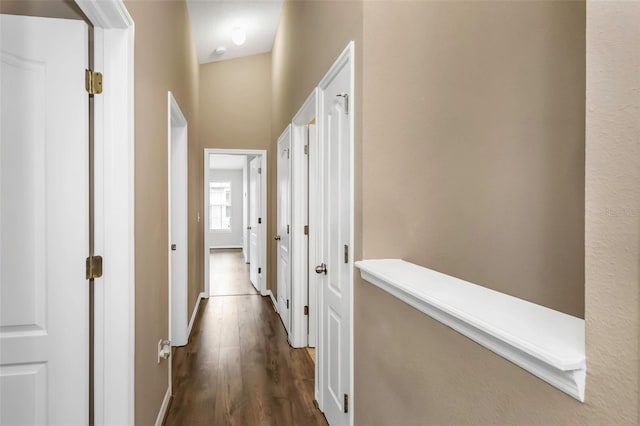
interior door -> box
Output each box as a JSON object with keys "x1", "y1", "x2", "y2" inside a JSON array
[
  {"x1": 249, "y1": 157, "x2": 260, "y2": 289},
  {"x1": 307, "y1": 123, "x2": 317, "y2": 348},
  {"x1": 169, "y1": 95, "x2": 188, "y2": 347},
  {"x1": 0, "y1": 14, "x2": 89, "y2": 425},
  {"x1": 277, "y1": 127, "x2": 292, "y2": 332},
  {"x1": 319, "y1": 62, "x2": 351, "y2": 425}
]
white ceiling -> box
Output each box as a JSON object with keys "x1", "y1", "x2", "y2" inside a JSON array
[
  {"x1": 209, "y1": 154, "x2": 247, "y2": 170},
  {"x1": 187, "y1": 0, "x2": 284, "y2": 64}
]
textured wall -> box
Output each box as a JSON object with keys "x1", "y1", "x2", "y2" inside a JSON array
[
  {"x1": 362, "y1": 0, "x2": 585, "y2": 318},
  {"x1": 355, "y1": 0, "x2": 639, "y2": 424},
  {"x1": 124, "y1": 1, "x2": 200, "y2": 424},
  {"x1": 583, "y1": 0, "x2": 639, "y2": 422}
]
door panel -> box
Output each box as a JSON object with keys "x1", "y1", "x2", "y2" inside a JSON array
[
  {"x1": 249, "y1": 158, "x2": 260, "y2": 289},
  {"x1": 320, "y1": 60, "x2": 351, "y2": 425},
  {"x1": 0, "y1": 14, "x2": 89, "y2": 425},
  {"x1": 277, "y1": 127, "x2": 292, "y2": 332}
]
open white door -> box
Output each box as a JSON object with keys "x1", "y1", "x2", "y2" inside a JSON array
[
  {"x1": 0, "y1": 14, "x2": 89, "y2": 425},
  {"x1": 317, "y1": 48, "x2": 353, "y2": 425},
  {"x1": 168, "y1": 92, "x2": 188, "y2": 348},
  {"x1": 249, "y1": 157, "x2": 261, "y2": 290},
  {"x1": 277, "y1": 126, "x2": 292, "y2": 333}
]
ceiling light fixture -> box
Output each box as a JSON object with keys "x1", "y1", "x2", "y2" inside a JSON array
[
  {"x1": 214, "y1": 46, "x2": 227, "y2": 56},
  {"x1": 231, "y1": 26, "x2": 246, "y2": 46}
]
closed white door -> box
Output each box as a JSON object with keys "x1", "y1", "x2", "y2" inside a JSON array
[
  {"x1": 319, "y1": 61, "x2": 351, "y2": 425},
  {"x1": 249, "y1": 157, "x2": 261, "y2": 289},
  {"x1": 277, "y1": 127, "x2": 292, "y2": 333},
  {"x1": 0, "y1": 14, "x2": 89, "y2": 425}
]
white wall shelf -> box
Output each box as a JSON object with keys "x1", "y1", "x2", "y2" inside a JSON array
[{"x1": 355, "y1": 259, "x2": 586, "y2": 402}]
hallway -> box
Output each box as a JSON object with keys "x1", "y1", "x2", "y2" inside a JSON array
[
  {"x1": 209, "y1": 249, "x2": 259, "y2": 296},
  {"x1": 165, "y1": 250, "x2": 326, "y2": 425}
]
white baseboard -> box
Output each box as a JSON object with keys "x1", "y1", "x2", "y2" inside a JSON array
[
  {"x1": 265, "y1": 289, "x2": 278, "y2": 313},
  {"x1": 154, "y1": 387, "x2": 171, "y2": 426},
  {"x1": 209, "y1": 245, "x2": 242, "y2": 250},
  {"x1": 187, "y1": 292, "x2": 205, "y2": 339}
]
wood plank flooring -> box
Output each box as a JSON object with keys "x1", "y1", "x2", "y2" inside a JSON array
[
  {"x1": 209, "y1": 249, "x2": 259, "y2": 296},
  {"x1": 165, "y1": 292, "x2": 326, "y2": 424}
]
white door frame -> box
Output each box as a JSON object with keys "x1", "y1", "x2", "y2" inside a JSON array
[
  {"x1": 75, "y1": 1, "x2": 135, "y2": 425},
  {"x1": 290, "y1": 89, "x2": 318, "y2": 349},
  {"x1": 276, "y1": 126, "x2": 293, "y2": 332},
  {"x1": 168, "y1": 91, "x2": 188, "y2": 352},
  {"x1": 203, "y1": 148, "x2": 268, "y2": 297},
  {"x1": 315, "y1": 41, "x2": 355, "y2": 424}
]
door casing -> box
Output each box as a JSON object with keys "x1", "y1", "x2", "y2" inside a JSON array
[
  {"x1": 168, "y1": 91, "x2": 189, "y2": 353},
  {"x1": 290, "y1": 89, "x2": 318, "y2": 349},
  {"x1": 74, "y1": 1, "x2": 136, "y2": 425}
]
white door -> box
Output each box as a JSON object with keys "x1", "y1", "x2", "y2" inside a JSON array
[
  {"x1": 318, "y1": 60, "x2": 352, "y2": 425},
  {"x1": 277, "y1": 127, "x2": 292, "y2": 332},
  {"x1": 0, "y1": 14, "x2": 89, "y2": 425},
  {"x1": 307, "y1": 123, "x2": 318, "y2": 348},
  {"x1": 249, "y1": 157, "x2": 261, "y2": 289},
  {"x1": 168, "y1": 93, "x2": 188, "y2": 347}
]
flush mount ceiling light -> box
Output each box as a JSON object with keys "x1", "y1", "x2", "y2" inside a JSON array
[
  {"x1": 214, "y1": 46, "x2": 227, "y2": 56},
  {"x1": 231, "y1": 26, "x2": 246, "y2": 46}
]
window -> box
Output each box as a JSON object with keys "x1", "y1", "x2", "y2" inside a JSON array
[{"x1": 209, "y1": 181, "x2": 231, "y2": 230}]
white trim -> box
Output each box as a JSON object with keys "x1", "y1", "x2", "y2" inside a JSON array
[
  {"x1": 289, "y1": 89, "x2": 318, "y2": 349},
  {"x1": 187, "y1": 292, "x2": 206, "y2": 339},
  {"x1": 204, "y1": 149, "x2": 268, "y2": 298},
  {"x1": 75, "y1": 1, "x2": 135, "y2": 425},
  {"x1": 209, "y1": 245, "x2": 243, "y2": 249},
  {"x1": 265, "y1": 289, "x2": 278, "y2": 313},
  {"x1": 153, "y1": 388, "x2": 171, "y2": 426},
  {"x1": 76, "y1": 0, "x2": 132, "y2": 28},
  {"x1": 355, "y1": 259, "x2": 587, "y2": 402},
  {"x1": 316, "y1": 41, "x2": 355, "y2": 424}
]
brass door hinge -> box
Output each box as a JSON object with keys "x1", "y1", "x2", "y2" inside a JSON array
[
  {"x1": 85, "y1": 69, "x2": 103, "y2": 95},
  {"x1": 304, "y1": 225, "x2": 309, "y2": 235},
  {"x1": 304, "y1": 305, "x2": 309, "y2": 315},
  {"x1": 337, "y1": 93, "x2": 349, "y2": 115},
  {"x1": 86, "y1": 255, "x2": 103, "y2": 280}
]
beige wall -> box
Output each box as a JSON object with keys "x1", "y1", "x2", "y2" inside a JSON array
[
  {"x1": 362, "y1": 0, "x2": 585, "y2": 318},
  {"x1": 0, "y1": 0, "x2": 86, "y2": 20},
  {"x1": 124, "y1": 0, "x2": 200, "y2": 424},
  {"x1": 271, "y1": 0, "x2": 363, "y2": 297},
  {"x1": 355, "y1": 1, "x2": 638, "y2": 425},
  {"x1": 199, "y1": 53, "x2": 272, "y2": 151}
]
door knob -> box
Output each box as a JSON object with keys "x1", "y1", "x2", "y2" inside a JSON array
[
  {"x1": 274, "y1": 235, "x2": 281, "y2": 241},
  {"x1": 315, "y1": 263, "x2": 327, "y2": 275}
]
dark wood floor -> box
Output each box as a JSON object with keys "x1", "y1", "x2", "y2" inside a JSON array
[
  {"x1": 209, "y1": 249, "x2": 259, "y2": 297},
  {"x1": 165, "y1": 291, "x2": 326, "y2": 424}
]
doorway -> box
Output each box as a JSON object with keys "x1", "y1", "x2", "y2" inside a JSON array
[
  {"x1": 203, "y1": 149, "x2": 268, "y2": 299},
  {"x1": 168, "y1": 92, "x2": 189, "y2": 349}
]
